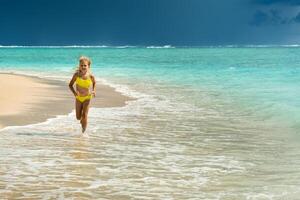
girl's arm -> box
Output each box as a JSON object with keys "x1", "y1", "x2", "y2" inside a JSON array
[
  {"x1": 69, "y1": 73, "x2": 78, "y2": 97},
  {"x1": 91, "y1": 75, "x2": 96, "y2": 97}
]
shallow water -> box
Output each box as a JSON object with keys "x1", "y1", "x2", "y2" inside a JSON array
[{"x1": 1, "y1": 47, "x2": 300, "y2": 199}]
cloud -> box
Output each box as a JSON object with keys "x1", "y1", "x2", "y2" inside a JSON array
[
  {"x1": 249, "y1": 9, "x2": 291, "y2": 26},
  {"x1": 293, "y1": 12, "x2": 300, "y2": 22},
  {"x1": 250, "y1": 0, "x2": 300, "y2": 25},
  {"x1": 251, "y1": 0, "x2": 300, "y2": 5},
  {"x1": 269, "y1": 9, "x2": 290, "y2": 24},
  {"x1": 249, "y1": 10, "x2": 269, "y2": 26}
]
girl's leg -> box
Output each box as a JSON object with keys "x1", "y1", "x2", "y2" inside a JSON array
[
  {"x1": 81, "y1": 99, "x2": 91, "y2": 133},
  {"x1": 75, "y1": 99, "x2": 83, "y2": 120}
]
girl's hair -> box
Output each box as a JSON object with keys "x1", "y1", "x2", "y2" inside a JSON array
[
  {"x1": 76, "y1": 56, "x2": 92, "y2": 76},
  {"x1": 79, "y1": 56, "x2": 92, "y2": 66}
]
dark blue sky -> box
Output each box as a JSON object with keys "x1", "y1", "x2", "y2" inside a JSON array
[{"x1": 1, "y1": 0, "x2": 300, "y2": 46}]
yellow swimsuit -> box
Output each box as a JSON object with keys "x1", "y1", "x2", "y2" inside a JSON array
[{"x1": 75, "y1": 76, "x2": 93, "y2": 103}]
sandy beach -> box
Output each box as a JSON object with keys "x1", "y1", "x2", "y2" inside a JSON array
[{"x1": 0, "y1": 73, "x2": 133, "y2": 129}]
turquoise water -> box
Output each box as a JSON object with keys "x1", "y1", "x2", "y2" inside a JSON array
[
  {"x1": 1, "y1": 47, "x2": 300, "y2": 130},
  {"x1": 1, "y1": 47, "x2": 300, "y2": 199}
]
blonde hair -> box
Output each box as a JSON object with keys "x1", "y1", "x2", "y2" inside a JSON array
[
  {"x1": 76, "y1": 56, "x2": 92, "y2": 76},
  {"x1": 79, "y1": 56, "x2": 92, "y2": 66}
]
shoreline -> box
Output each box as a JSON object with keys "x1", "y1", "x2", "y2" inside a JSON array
[{"x1": 0, "y1": 73, "x2": 134, "y2": 129}]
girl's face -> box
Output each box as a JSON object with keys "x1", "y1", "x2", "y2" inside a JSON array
[{"x1": 79, "y1": 60, "x2": 90, "y2": 73}]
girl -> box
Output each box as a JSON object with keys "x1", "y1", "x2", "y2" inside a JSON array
[{"x1": 69, "y1": 56, "x2": 96, "y2": 133}]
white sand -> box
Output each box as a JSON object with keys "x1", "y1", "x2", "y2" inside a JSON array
[{"x1": 0, "y1": 73, "x2": 133, "y2": 129}]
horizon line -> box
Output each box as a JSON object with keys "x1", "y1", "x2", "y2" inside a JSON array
[{"x1": 1, "y1": 44, "x2": 300, "y2": 48}]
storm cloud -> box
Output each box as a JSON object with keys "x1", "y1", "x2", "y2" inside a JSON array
[
  {"x1": 1, "y1": 0, "x2": 300, "y2": 45},
  {"x1": 252, "y1": 0, "x2": 300, "y2": 5},
  {"x1": 249, "y1": 9, "x2": 292, "y2": 26},
  {"x1": 250, "y1": 0, "x2": 300, "y2": 26}
]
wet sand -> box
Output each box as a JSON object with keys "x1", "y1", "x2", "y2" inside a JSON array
[{"x1": 0, "y1": 73, "x2": 133, "y2": 129}]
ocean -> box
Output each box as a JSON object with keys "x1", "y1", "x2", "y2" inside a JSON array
[{"x1": 0, "y1": 46, "x2": 300, "y2": 199}]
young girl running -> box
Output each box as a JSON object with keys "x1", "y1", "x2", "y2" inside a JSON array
[{"x1": 69, "y1": 56, "x2": 96, "y2": 133}]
